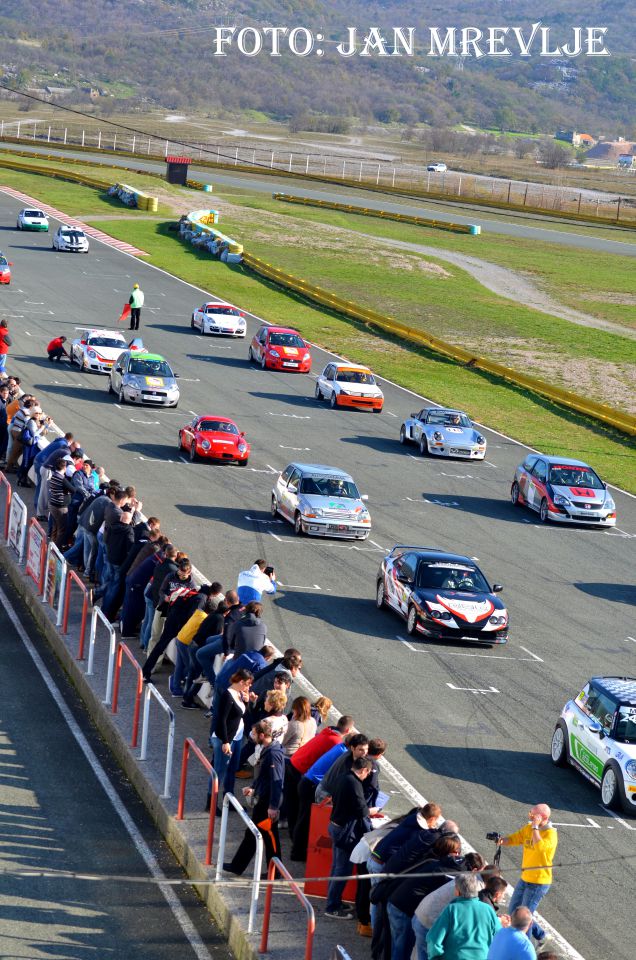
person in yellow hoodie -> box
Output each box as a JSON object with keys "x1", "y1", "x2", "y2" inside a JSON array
[
  {"x1": 168, "y1": 592, "x2": 216, "y2": 698},
  {"x1": 498, "y1": 803, "x2": 557, "y2": 926}
]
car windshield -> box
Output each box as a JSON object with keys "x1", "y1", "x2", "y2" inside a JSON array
[
  {"x1": 615, "y1": 706, "x2": 636, "y2": 744},
  {"x1": 427, "y1": 411, "x2": 471, "y2": 427},
  {"x1": 198, "y1": 420, "x2": 238, "y2": 434},
  {"x1": 0, "y1": 257, "x2": 7, "y2": 266},
  {"x1": 417, "y1": 562, "x2": 490, "y2": 593},
  {"x1": 548, "y1": 465, "x2": 603, "y2": 488},
  {"x1": 25, "y1": 210, "x2": 45, "y2": 218},
  {"x1": 299, "y1": 476, "x2": 360, "y2": 499},
  {"x1": 269, "y1": 333, "x2": 304, "y2": 348},
  {"x1": 89, "y1": 337, "x2": 125, "y2": 349},
  {"x1": 62, "y1": 230, "x2": 85, "y2": 240},
  {"x1": 205, "y1": 305, "x2": 240, "y2": 315},
  {"x1": 129, "y1": 359, "x2": 172, "y2": 377},
  {"x1": 336, "y1": 370, "x2": 375, "y2": 384}
]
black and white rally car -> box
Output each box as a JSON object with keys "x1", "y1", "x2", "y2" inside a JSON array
[{"x1": 376, "y1": 545, "x2": 509, "y2": 643}]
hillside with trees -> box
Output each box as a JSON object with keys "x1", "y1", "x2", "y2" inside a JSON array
[{"x1": 1, "y1": 0, "x2": 634, "y2": 134}]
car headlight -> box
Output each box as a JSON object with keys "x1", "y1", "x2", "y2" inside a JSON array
[
  {"x1": 489, "y1": 615, "x2": 507, "y2": 625},
  {"x1": 237, "y1": 442, "x2": 247, "y2": 453},
  {"x1": 87, "y1": 349, "x2": 96, "y2": 359},
  {"x1": 200, "y1": 439, "x2": 211, "y2": 451},
  {"x1": 269, "y1": 349, "x2": 280, "y2": 358},
  {"x1": 435, "y1": 610, "x2": 452, "y2": 621},
  {"x1": 238, "y1": 318, "x2": 246, "y2": 326},
  {"x1": 625, "y1": 760, "x2": 636, "y2": 779},
  {"x1": 476, "y1": 435, "x2": 486, "y2": 445},
  {"x1": 553, "y1": 495, "x2": 570, "y2": 507},
  {"x1": 302, "y1": 353, "x2": 311, "y2": 362},
  {"x1": 604, "y1": 496, "x2": 616, "y2": 510}
]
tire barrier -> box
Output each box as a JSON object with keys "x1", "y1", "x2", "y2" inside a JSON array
[
  {"x1": 273, "y1": 192, "x2": 482, "y2": 235},
  {"x1": 107, "y1": 182, "x2": 158, "y2": 212},
  {"x1": 241, "y1": 252, "x2": 636, "y2": 438},
  {"x1": 180, "y1": 208, "x2": 243, "y2": 260}
]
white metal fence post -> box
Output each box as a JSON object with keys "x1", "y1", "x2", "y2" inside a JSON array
[
  {"x1": 215, "y1": 793, "x2": 264, "y2": 932},
  {"x1": 16, "y1": 121, "x2": 21, "y2": 139},
  {"x1": 139, "y1": 684, "x2": 175, "y2": 798},
  {"x1": 97, "y1": 131, "x2": 102, "y2": 149},
  {"x1": 342, "y1": 160, "x2": 346, "y2": 179},
  {"x1": 63, "y1": 128, "x2": 67, "y2": 144},
  {"x1": 131, "y1": 135, "x2": 135, "y2": 152},
  {"x1": 392, "y1": 168, "x2": 396, "y2": 187}
]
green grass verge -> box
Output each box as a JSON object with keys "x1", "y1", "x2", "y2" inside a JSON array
[{"x1": 2, "y1": 171, "x2": 633, "y2": 491}]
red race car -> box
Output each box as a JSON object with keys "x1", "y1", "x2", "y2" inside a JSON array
[
  {"x1": 0, "y1": 254, "x2": 13, "y2": 284},
  {"x1": 178, "y1": 415, "x2": 250, "y2": 465},
  {"x1": 248, "y1": 325, "x2": 311, "y2": 372}
]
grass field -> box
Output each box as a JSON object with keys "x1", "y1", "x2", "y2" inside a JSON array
[{"x1": 1, "y1": 169, "x2": 634, "y2": 491}]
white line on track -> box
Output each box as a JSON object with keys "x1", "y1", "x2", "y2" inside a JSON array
[
  {"x1": 483, "y1": 460, "x2": 498, "y2": 468},
  {"x1": 446, "y1": 682, "x2": 499, "y2": 694},
  {"x1": 0, "y1": 584, "x2": 213, "y2": 960},
  {"x1": 552, "y1": 818, "x2": 601, "y2": 829},
  {"x1": 25, "y1": 330, "x2": 31, "y2": 336},
  {"x1": 386, "y1": 411, "x2": 397, "y2": 417},
  {"x1": 278, "y1": 581, "x2": 326, "y2": 591},
  {"x1": 399, "y1": 637, "x2": 543, "y2": 663},
  {"x1": 600, "y1": 806, "x2": 636, "y2": 830}
]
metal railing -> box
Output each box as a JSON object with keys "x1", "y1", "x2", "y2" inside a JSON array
[
  {"x1": 260, "y1": 857, "x2": 315, "y2": 960},
  {"x1": 25, "y1": 516, "x2": 47, "y2": 593},
  {"x1": 139, "y1": 683, "x2": 175, "y2": 799},
  {"x1": 216, "y1": 793, "x2": 264, "y2": 933},
  {"x1": 330, "y1": 948, "x2": 353, "y2": 960},
  {"x1": 176, "y1": 737, "x2": 218, "y2": 865},
  {"x1": 111, "y1": 642, "x2": 144, "y2": 748},
  {"x1": 62, "y1": 568, "x2": 89, "y2": 658},
  {"x1": 43, "y1": 541, "x2": 68, "y2": 626},
  {"x1": 86, "y1": 605, "x2": 117, "y2": 706},
  {"x1": 0, "y1": 470, "x2": 12, "y2": 539}
]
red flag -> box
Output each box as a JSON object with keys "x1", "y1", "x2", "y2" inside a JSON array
[{"x1": 118, "y1": 303, "x2": 131, "y2": 324}]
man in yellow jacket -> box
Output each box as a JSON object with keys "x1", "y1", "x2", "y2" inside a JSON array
[{"x1": 499, "y1": 803, "x2": 557, "y2": 927}]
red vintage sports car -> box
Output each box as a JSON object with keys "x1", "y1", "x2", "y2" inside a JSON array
[
  {"x1": 248, "y1": 325, "x2": 312, "y2": 372},
  {"x1": 178, "y1": 415, "x2": 250, "y2": 465}
]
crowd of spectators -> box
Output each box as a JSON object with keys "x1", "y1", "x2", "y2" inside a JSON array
[{"x1": 0, "y1": 372, "x2": 562, "y2": 960}]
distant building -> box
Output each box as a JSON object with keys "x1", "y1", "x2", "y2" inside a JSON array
[
  {"x1": 585, "y1": 140, "x2": 636, "y2": 163},
  {"x1": 45, "y1": 85, "x2": 74, "y2": 97},
  {"x1": 555, "y1": 130, "x2": 596, "y2": 147}
]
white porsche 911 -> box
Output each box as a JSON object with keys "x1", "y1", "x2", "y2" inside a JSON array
[{"x1": 400, "y1": 407, "x2": 487, "y2": 459}]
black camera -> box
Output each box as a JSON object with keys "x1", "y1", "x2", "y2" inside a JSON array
[{"x1": 486, "y1": 832, "x2": 502, "y2": 843}]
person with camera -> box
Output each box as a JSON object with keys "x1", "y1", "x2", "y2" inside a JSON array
[
  {"x1": 497, "y1": 803, "x2": 557, "y2": 926},
  {"x1": 236, "y1": 559, "x2": 277, "y2": 604}
]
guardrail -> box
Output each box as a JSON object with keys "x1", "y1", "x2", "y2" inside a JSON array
[
  {"x1": 111, "y1": 642, "x2": 144, "y2": 748},
  {"x1": 139, "y1": 683, "x2": 175, "y2": 799},
  {"x1": 25, "y1": 516, "x2": 47, "y2": 593},
  {"x1": 43, "y1": 541, "x2": 68, "y2": 626},
  {"x1": 0, "y1": 154, "x2": 112, "y2": 191},
  {"x1": 241, "y1": 252, "x2": 636, "y2": 438},
  {"x1": 176, "y1": 737, "x2": 219, "y2": 865},
  {"x1": 216, "y1": 793, "x2": 264, "y2": 933},
  {"x1": 260, "y1": 857, "x2": 315, "y2": 960},
  {"x1": 108, "y1": 182, "x2": 158, "y2": 212},
  {"x1": 273, "y1": 192, "x2": 482, "y2": 235},
  {"x1": 180, "y1": 208, "x2": 243, "y2": 258},
  {"x1": 0, "y1": 471, "x2": 11, "y2": 539},
  {"x1": 86, "y1": 605, "x2": 117, "y2": 704},
  {"x1": 62, "y1": 568, "x2": 89, "y2": 658}
]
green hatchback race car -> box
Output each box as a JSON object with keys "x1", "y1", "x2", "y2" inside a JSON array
[{"x1": 551, "y1": 676, "x2": 636, "y2": 814}]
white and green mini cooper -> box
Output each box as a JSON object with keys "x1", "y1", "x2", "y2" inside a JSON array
[{"x1": 551, "y1": 677, "x2": 636, "y2": 814}]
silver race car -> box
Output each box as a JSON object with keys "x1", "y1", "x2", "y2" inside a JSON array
[{"x1": 400, "y1": 407, "x2": 487, "y2": 459}]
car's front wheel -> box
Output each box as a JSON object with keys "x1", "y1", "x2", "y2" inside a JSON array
[
  {"x1": 601, "y1": 762, "x2": 626, "y2": 811},
  {"x1": 376, "y1": 579, "x2": 386, "y2": 609},
  {"x1": 550, "y1": 721, "x2": 569, "y2": 767},
  {"x1": 271, "y1": 496, "x2": 278, "y2": 518},
  {"x1": 539, "y1": 498, "x2": 550, "y2": 523},
  {"x1": 189, "y1": 443, "x2": 197, "y2": 462},
  {"x1": 511, "y1": 481, "x2": 521, "y2": 507},
  {"x1": 315, "y1": 383, "x2": 323, "y2": 402},
  {"x1": 260, "y1": 355, "x2": 267, "y2": 370},
  {"x1": 329, "y1": 392, "x2": 338, "y2": 409},
  {"x1": 419, "y1": 436, "x2": 429, "y2": 457},
  {"x1": 191, "y1": 316, "x2": 196, "y2": 329},
  {"x1": 399, "y1": 426, "x2": 408, "y2": 445},
  {"x1": 406, "y1": 605, "x2": 419, "y2": 636},
  {"x1": 294, "y1": 512, "x2": 304, "y2": 536},
  {"x1": 107, "y1": 378, "x2": 114, "y2": 395},
  {"x1": 238, "y1": 457, "x2": 248, "y2": 467},
  {"x1": 118, "y1": 387, "x2": 126, "y2": 405},
  {"x1": 248, "y1": 347, "x2": 254, "y2": 363}
]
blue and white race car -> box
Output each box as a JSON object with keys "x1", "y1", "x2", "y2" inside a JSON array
[{"x1": 399, "y1": 407, "x2": 487, "y2": 459}]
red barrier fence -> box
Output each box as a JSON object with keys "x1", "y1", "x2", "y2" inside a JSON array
[
  {"x1": 176, "y1": 737, "x2": 218, "y2": 866},
  {"x1": 260, "y1": 856, "x2": 315, "y2": 960},
  {"x1": 62, "y1": 568, "x2": 89, "y2": 657},
  {"x1": 111, "y1": 642, "x2": 144, "y2": 747},
  {"x1": 25, "y1": 516, "x2": 47, "y2": 593},
  {"x1": 0, "y1": 471, "x2": 11, "y2": 539}
]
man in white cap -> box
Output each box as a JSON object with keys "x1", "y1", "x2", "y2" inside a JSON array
[{"x1": 128, "y1": 283, "x2": 145, "y2": 330}]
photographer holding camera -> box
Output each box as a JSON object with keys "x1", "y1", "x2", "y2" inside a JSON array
[{"x1": 497, "y1": 803, "x2": 558, "y2": 928}]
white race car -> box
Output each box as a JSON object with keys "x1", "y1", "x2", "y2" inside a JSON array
[
  {"x1": 190, "y1": 302, "x2": 246, "y2": 337},
  {"x1": 16, "y1": 208, "x2": 49, "y2": 231},
  {"x1": 70, "y1": 328, "x2": 129, "y2": 374},
  {"x1": 52, "y1": 225, "x2": 89, "y2": 253},
  {"x1": 400, "y1": 407, "x2": 487, "y2": 459}
]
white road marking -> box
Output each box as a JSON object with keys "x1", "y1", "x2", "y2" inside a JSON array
[
  {"x1": 244, "y1": 516, "x2": 282, "y2": 524},
  {"x1": 114, "y1": 403, "x2": 121, "y2": 409},
  {"x1": 268, "y1": 412, "x2": 311, "y2": 419},
  {"x1": 179, "y1": 456, "x2": 187, "y2": 463},
  {"x1": 518, "y1": 645, "x2": 544, "y2": 663},
  {"x1": 265, "y1": 464, "x2": 280, "y2": 474},
  {"x1": 625, "y1": 636, "x2": 636, "y2": 643},
  {"x1": 605, "y1": 527, "x2": 635, "y2": 538},
  {"x1": 24, "y1": 300, "x2": 44, "y2": 305},
  {"x1": 552, "y1": 818, "x2": 601, "y2": 829},
  {"x1": 0, "y1": 585, "x2": 214, "y2": 960},
  {"x1": 483, "y1": 460, "x2": 498, "y2": 468},
  {"x1": 279, "y1": 444, "x2": 311, "y2": 451},
  {"x1": 267, "y1": 530, "x2": 384, "y2": 551},
  {"x1": 440, "y1": 472, "x2": 474, "y2": 479},
  {"x1": 386, "y1": 411, "x2": 397, "y2": 417},
  {"x1": 278, "y1": 581, "x2": 326, "y2": 591},
  {"x1": 25, "y1": 330, "x2": 31, "y2": 336},
  {"x1": 188, "y1": 410, "x2": 198, "y2": 416},
  {"x1": 398, "y1": 636, "x2": 543, "y2": 663},
  {"x1": 130, "y1": 418, "x2": 161, "y2": 425},
  {"x1": 402, "y1": 496, "x2": 460, "y2": 507},
  {"x1": 52, "y1": 380, "x2": 83, "y2": 387},
  {"x1": 178, "y1": 378, "x2": 201, "y2": 382},
  {"x1": 447, "y1": 682, "x2": 499, "y2": 694},
  {"x1": 134, "y1": 455, "x2": 174, "y2": 463},
  {"x1": 369, "y1": 539, "x2": 387, "y2": 552},
  {"x1": 600, "y1": 806, "x2": 636, "y2": 830}
]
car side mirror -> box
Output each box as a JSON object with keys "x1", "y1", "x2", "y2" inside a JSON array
[
  {"x1": 115, "y1": 366, "x2": 122, "y2": 373},
  {"x1": 397, "y1": 574, "x2": 413, "y2": 585},
  {"x1": 587, "y1": 718, "x2": 603, "y2": 736},
  {"x1": 8, "y1": 262, "x2": 13, "y2": 267},
  {"x1": 411, "y1": 412, "x2": 417, "y2": 418},
  {"x1": 80, "y1": 340, "x2": 86, "y2": 345},
  {"x1": 240, "y1": 312, "x2": 246, "y2": 318},
  {"x1": 288, "y1": 484, "x2": 297, "y2": 494},
  {"x1": 361, "y1": 494, "x2": 369, "y2": 501},
  {"x1": 492, "y1": 584, "x2": 503, "y2": 593},
  {"x1": 240, "y1": 431, "x2": 245, "y2": 437},
  {"x1": 174, "y1": 374, "x2": 180, "y2": 379}
]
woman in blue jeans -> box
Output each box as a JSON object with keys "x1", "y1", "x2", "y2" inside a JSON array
[{"x1": 207, "y1": 669, "x2": 253, "y2": 813}]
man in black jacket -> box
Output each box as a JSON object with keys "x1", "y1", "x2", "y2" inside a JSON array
[
  {"x1": 224, "y1": 720, "x2": 285, "y2": 875},
  {"x1": 325, "y1": 757, "x2": 373, "y2": 919},
  {"x1": 226, "y1": 601, "x2": 267, "y2": 655},
  {"x1": 100, "y1": 513, "x2": 135, "y2": 619}
]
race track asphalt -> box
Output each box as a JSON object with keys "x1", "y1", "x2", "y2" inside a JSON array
[
  {"x1": 0, "y1": 189, "x2": 634, "y2": 959},
  {"x1": 2, "y1": 139, "x2": 636, "y2": 256}
]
